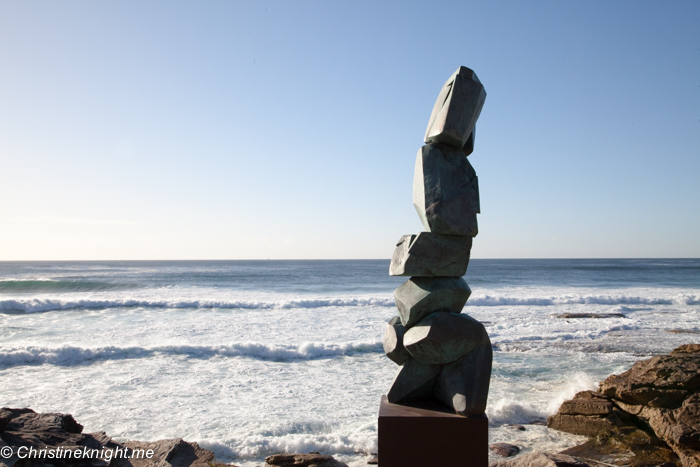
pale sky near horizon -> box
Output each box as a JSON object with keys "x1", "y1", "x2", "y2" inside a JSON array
[{"x1": 1, "y1": 1, "x2": 698, "y2": 260}]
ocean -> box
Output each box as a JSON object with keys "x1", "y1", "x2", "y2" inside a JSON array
[{"x1": 1, "y1": 259, "x2": 698, "y2": 466}]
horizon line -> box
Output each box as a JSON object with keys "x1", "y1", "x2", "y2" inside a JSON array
[{"x1": 1, "y1": 257, "x2": 699, "y2": 262}]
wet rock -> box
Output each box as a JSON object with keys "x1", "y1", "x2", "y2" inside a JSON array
[
  {"x1": 599, "y1": 347, "x2": 700, "y2": 408},
  {"x1": 265, "y1": 453, "x2": 348, "y2": 467},
  {"x1": 0, "y1": 407, "x2": 218, "y2": 467},
  {"x1": 383, "y1": 316, "x2": 410, "y2": 365},
  {"x1": 673, "y1": 344, "x2": 700, "y2": 354},
  {"x1": 549, "y1": 345, "x2": 700, "y2": 467},
  {"x1": 403, "y1": 312, "x2": 489, "y2": 365},
  {"x1": 559, "y1": 426, "x2": 681, "y2": 467},
  {"x1": 113, "y1": 438, "x2": 215, "y2": 467},
  {"x1": 389, "y1": 232, "x2": 472, "y2": 277},
  {"x1": 490, "y1": 452, "x2": 590, "y2": 467},
  {"x1": 1, "y1": 411, "x2": 85, "y2": 450},
  {"x1": 558, "y1": 391, "x2": 615, "y2": 416},
  {"x1": 490, "y1": 443, "x2": 521, "y2": 457},
  {"x1": 393, "y1": 277, "x2": 471, "y2": 329},
  {"x1": 554, "y1": 313, "x2": 625, "y2": 319},
  {"x1": 507, "y1": 424, "x2": 526, "y2": 431},
  {"x1": 547, "y1": 390, "x2": 632, "y2": 437}
]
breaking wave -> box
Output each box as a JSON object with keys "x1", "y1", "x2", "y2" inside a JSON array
[
  {"x1": 0, "y1": 341, "x2": 383, "y2": 368},
  {"x1": 2, "y1": 293, "x2": 697, "y2": 313}
]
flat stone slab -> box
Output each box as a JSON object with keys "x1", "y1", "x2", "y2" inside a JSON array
[
  {"x1": 378, "y1": 395, "x2": 488, "y2": 467},
  {"x1": 555, "y1": 313, "x2": 626, "y2": 319},
  {"x1": 424, "y1": 66, "x2": 486, "y2": 156},
  {"x1": 403, "y1": 312, "x2": 489, "y2": 365},
  {"x1": 383, "y1": 316, "x2": 410, "y2": 365},
  {"x1": 413, "y1": 144, "x2": 480, "y2": 236},
  {"x1": 389, "y1": 233, "x2": 472, "y2": 277},
  {"x1": 393, "y1": 277, "x2": 471, "y2": 329}
]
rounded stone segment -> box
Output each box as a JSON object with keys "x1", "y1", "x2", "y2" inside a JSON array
[
  {"x1": 413, "y1": 144, "x2": 480, "y2": 237},
  {"x1": 383, "y1": 316, "x2": 410, "y2": 365},
  {"x1": 434, "y1": 341, "x2": 493, "y2": 416},
  {"x1": 393, "y1": 277, "x2": 471, "y2": 329},
  {"x1": 387, "y1": 357, "x2": 442, "y2": 404},
  {"x1": 424, "y1": 66, "x2": 486, "y2": 155},
  {"x1": 403, "y1": 312, "x2": 489, "y2": 365},
  {"x1": 389, "y1": 232, "x2": 472, "y2": 277}
]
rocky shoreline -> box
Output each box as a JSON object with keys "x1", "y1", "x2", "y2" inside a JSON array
[
  {"x1": 0, "y1": 408, "x2": 352, "y2": 467},
  {"x1": 0, "y1": 408, "x2": 219, "y2": 467},
  {"x1": 3, "y1": 344, "x2": 697, "y2": 467},
  {"x1": 494, "y1": 343, "x2": 699, "y2": 467}
]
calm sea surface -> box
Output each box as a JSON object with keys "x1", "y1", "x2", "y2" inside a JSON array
[{"x1": 1, "y1": 259, "x2": 698, "y2": 465}]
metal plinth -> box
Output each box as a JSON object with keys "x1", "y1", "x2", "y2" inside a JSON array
[{"x1": 378, "y1": 395, "x2": 488, "y2": 467}]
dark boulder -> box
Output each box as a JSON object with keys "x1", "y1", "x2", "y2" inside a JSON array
[
  {"x1": 490, "y1": 443, "x2": 521, "y2": 457},
  {"x1": 490, "y1": 452, "x2": 590, "y2": 467},
  {"x1": 265, "y1": 453, "x2": 348, "y2": 467},
  {"x1": 0, "y1": 407, "x2": 217, "y2": 467}
]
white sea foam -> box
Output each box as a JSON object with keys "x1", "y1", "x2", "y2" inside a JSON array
[
  {"x1": 0, "y1": 341, "x2": 383, "y2": 368},
  {"x1": 2, "y1": 292, "x2": 698, "y2": 313}
]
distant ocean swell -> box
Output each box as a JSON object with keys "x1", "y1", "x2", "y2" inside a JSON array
[
  {"x1": 0, "y1": 280, "x2": 134, "y2": 293},
  {"x1": 0, "y1": 342, "x2": 383, "y2": 368},
  {"x1": 0, "y1": 297, "x2": 397, "y2": 313},
  {"x1": 2, "y1": 294, "x2": 698, "y2": 313},
  {"x1": 468, "y1": 294, "x2": 700, "y2": 306}
]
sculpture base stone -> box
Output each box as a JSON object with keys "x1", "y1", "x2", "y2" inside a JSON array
[{"x1": 378, "y1": 395, "x2": 488, "y2": 467}]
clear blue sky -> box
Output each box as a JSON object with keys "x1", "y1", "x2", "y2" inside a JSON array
[{"x1": 1, "y1": 1, "x2": 698, "y2": 260}]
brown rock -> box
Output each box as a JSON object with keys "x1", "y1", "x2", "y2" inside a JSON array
[
  {"x1": 641, "y1": 394, "x2": 700, "y2": 467},
  {"x1": 265, "y1": 453, "x2": 348, "y2": 467},
  {"x1": 547, "y1": 391, "x2": 631, "y2": 437},
  {"x1": 0, "y1": 408, "x2": 36, "y2": 432},
  {"x1": 490, "y1": 452, "x2": 589, "y2": 467},
  {"x1": 0, "y1": 407, "x2": 218, "y2": 467},
  {"x1": 599, "y1": 352, "x2": 700, "y2": 408},
  {"x1": 672, "y1": 344, "x2": 700, "y2": 355},
  {"x1": 558, "y1": 391, "x2": 614, "y2": 416},
  {"x1": 547, "y1": 412, "x2": 626, "y2": 438},
  {"x1": 490, "y1": 443, "x2": 521, "y2": 457},
  {"x1": 549, "y1": 345, "x2": 700, "y2": 467},
  {"x1": 673, "y1": 394, "x2": 700, "y2": 449},
  {"x1": 559, "y1": 426, "x2": 681, "y2": 467},
  {"x1": 1, "y1": 411, "x2": 86, "y2": 449},
  {"x1": 114, "y1": 439, "x2": 215, "y2": 467}
]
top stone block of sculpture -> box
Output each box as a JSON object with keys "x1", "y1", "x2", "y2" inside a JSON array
[{"x1": 424, "y1": 66, "x2": 486, "y2": 157}]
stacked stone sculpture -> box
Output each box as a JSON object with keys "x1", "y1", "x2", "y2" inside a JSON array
[{"x1": 384, "y1": 66, "x2": 492, "y2": 417}]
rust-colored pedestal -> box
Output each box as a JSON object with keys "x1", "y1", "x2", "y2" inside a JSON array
[{"x1": 378, "y1": 395, "x2": 488, "y2": 467}]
